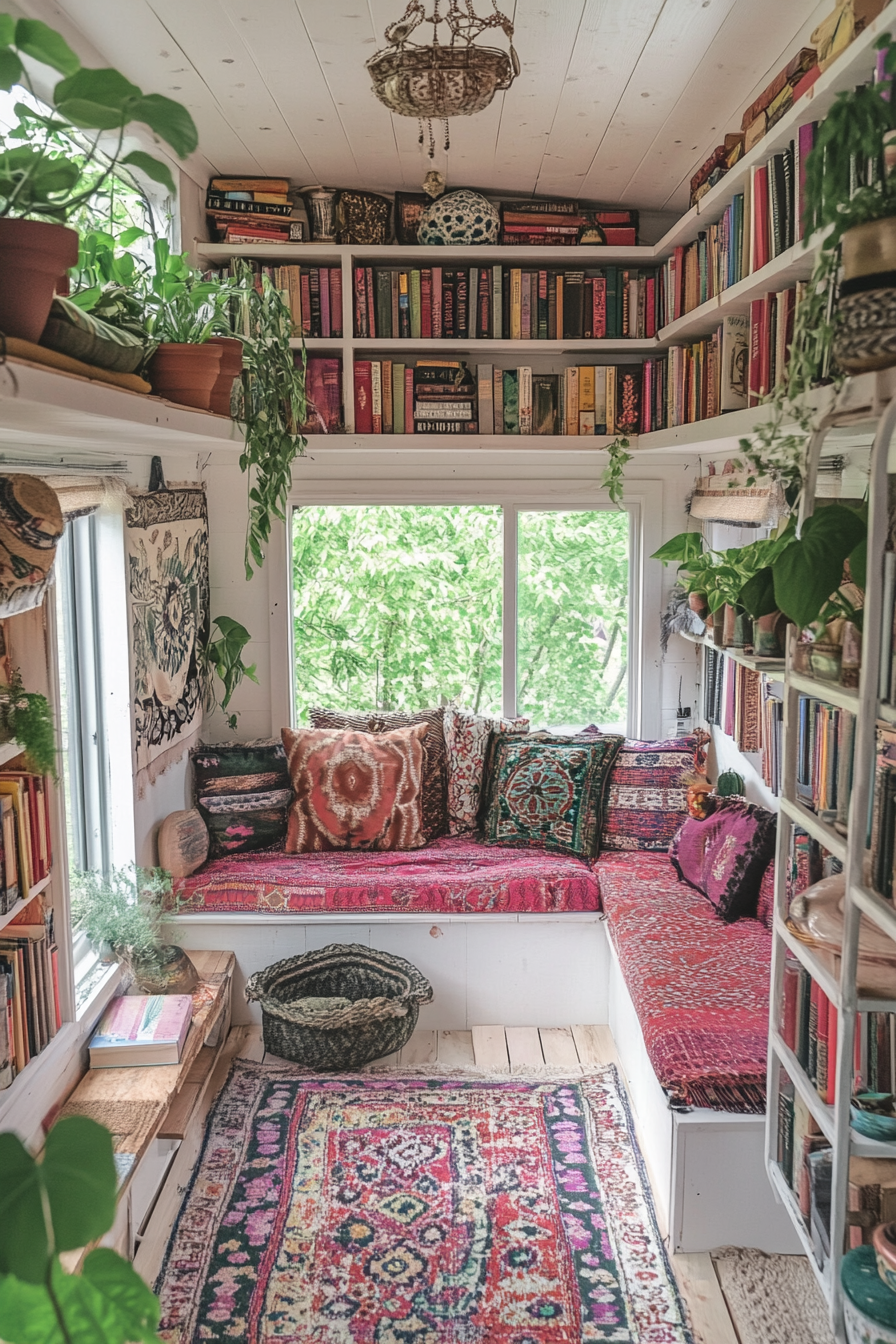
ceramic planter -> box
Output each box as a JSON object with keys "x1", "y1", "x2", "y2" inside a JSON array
[
  {"x1": 0, "y1": 219, "x2": 79, "y2": 343},
  {"x1": 836, "y1": 214, "x2": 896, "y2": 373},
  {"x1": 753, "y1": 610, "x2": 786, "y2": 658},
  {"x1": 687, "y1": 591, "x2": 709, "y2": 619},
  {"x1": 207, "y1": 336, "x2": 244, "y2": 416},
  {"x1": 842, "y1": 1245, "x2": 896, "y2": 1343},
  {"x1": 711, "y1": 606, "x2": 725, "y2": 647},
  {"x1": 873, "y1": 1222, "x2": 896, "y2": 1294},
  {"x1": 809, "y1": 639, "x2": 843, "y2": 683},
  {"x1": 130, "y1": 944, "x2": 198, "y2": 996},
  {"x1": 149, "y1": 341, "x2": 223, "y2": 411},
  {"x1": 722, "y1": 603, "x2": 749, "y2": 648},
  {"x1": 840, "y1": 619, "x2": 862, "y2": 689}
]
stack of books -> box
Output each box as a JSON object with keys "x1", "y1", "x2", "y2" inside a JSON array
[
  {"x1": 352, "y1": 264, "x2": 654, "y2": 340},
  {"x1": 0, "y1": 768, "x2": 52, "y2": 912},
  {"x1": 795, "y1": 696, "x2": 855, "y2": 832},
  {"x1": 0, "y1": 895, "x2": 61, "y2": 1088},
  {"x1": 498, "y1": 202, "x2": 638, "y2": 246},
  {"x1": 88, "y1": 993, "x2": 193, "y2": 1068},
  {"x1": 206, "y1": 176, "x2": 297, "y2": 245}
]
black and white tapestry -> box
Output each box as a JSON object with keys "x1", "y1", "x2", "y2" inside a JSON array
[{"x1": 125, "y1": 485, "x2": 209, "y2": 795}]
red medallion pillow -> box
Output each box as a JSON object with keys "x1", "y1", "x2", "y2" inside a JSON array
[
  {"x1": 668, "y1": 798, "x2": 777, "y2": 922},
  {"x1": 309, "y1": 706, "x2": 447, "y2": 841},
  {"x1": 281, "y1": 723, "x2": 428, "y2": 853}
]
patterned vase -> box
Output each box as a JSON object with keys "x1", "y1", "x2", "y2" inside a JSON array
[
  {"x1": 305, "y1": 188, "x2": 338, "y2": 243},
  {"x1": 417, "y1": 190, "x2": 500, "y2": 246}
]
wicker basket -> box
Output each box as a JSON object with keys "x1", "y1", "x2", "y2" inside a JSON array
[{"x1": 244, "y1": 943, "x2": 433, "y2": 1070}]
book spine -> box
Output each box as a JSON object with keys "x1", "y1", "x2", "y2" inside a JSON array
[
  {"x1": 382, "y1": 360, "x2": 393, "y2": 433},
  {"x1": 371, "y1": 362, "x2": 382, "y2": 433},
  {"x1": 432, "y1": 268, "x2": 443, "y2": 339},
  {"x1": 409, "y1": 269, "x2": 422, "y2": 340},
  {"x1": 492, "y1": 264, "x2": 503, "y2": 338},
  {"x1": 329, "y1": 268, "x2": 343, "y2": 337},
  {"x1": 478, "y1": 364, "x2": 494, "y2": 435},
  {"x1": 510, "y1": 269, "x2": 522, "y2": 340},
  {"x1": 518, "y1": 366, "x2": 533, "y2": 435},
  {"x1": 421, "y1": 269, "x2": 433, "y2": 340},
  {"x1": 405, "y1": 369, "x2": 414, "y2": 434},
  {"x1": 354, "y1": 361, "x2": 373, "y2": 434}
]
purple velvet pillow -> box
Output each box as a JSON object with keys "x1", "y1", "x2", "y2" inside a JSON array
[{"x1": 668, "y1": 799, "x2": 777, "y2": 922}]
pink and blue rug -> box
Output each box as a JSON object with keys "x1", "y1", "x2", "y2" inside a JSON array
[{"x1": 157, "y1": 1061, "x2": 693, "y2": 1342}]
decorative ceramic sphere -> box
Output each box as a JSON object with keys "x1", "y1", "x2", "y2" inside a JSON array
[{"x1": 417, "y1": 190, "x2": 500, "y2": 246}]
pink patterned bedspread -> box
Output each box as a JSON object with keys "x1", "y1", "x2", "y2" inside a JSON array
[
  {"x1": 596, "y1": 851, "x2": 771, "y2": 1113},
  {"x1": 170, "y1": 834, "x2": 602, "y2": 916}
]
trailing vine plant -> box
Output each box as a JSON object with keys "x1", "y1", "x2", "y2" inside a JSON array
[
  {"x1": 198, "y1": 616, "x2": 258, "y2": 731},
  {"x1": 231, "y1": 262, "x2": 308, "y2": 578},
  {"x1": 601, "y1": 436, "x2": 632, "y2": 507}
]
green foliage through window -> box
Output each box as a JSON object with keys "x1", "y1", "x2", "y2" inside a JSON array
[{"x1": 291, "y1": 504, "x2": 629, "y2": 732}]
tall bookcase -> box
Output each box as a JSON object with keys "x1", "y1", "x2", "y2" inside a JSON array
[{"x1": 765, "y1": 376, "x2": 896, "y2": 1340}]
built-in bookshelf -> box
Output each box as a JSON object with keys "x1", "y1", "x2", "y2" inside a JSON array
[
  {"x1": 764, "y1": 375, "x2": 896, "y2": 1340},
  {"x1": 194, "y1": 1, "x2": 896, "y2": 457}
]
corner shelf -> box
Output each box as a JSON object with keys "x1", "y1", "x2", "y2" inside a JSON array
[{"x1": 0, "y1": 873, "x2": 53, "y2": 934}]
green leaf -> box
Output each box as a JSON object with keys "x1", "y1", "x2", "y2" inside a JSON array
[
  {"x1": 0, "y1": 1271, "x2": 61, "y2": 1344},
  {"x1": 128, "y1": 93, "x2": 198, "y2": 157},
  {"x1": 14, "y1": 19, "x2": 79, "y2": 76},
  {"x1": 0, "y1": 1134, "x2": 48, "y2": 1283},
  {"x1": 772, "y1": 505, "x2": 867, "y2": 628},
  {"x1": 650, "y1": 531, "x2": 703, "y2": 565},
  {"x1": 81, "y1": 1249, "x2": 160, "y2": 1344},
  {"x1": 0, "y1": 15, "x2": 14, "y2": 44},
  {"x1": 739, "y1": 566, "x2": 778, "y2": 620},
  {"x1": 118, "y1": 225, "x2": 148, "y2": 247},
  {"x1": 53, "y1": 67, "x2": 141, "y2": 130},
  {"x1": 42, "y1": 1117, "x2": 117, "y2": 1252},
  {"x1": 849, "y1": 536, "x2": 867, "y2": 590},
  {"x1": 0, "y1": 48, "x2": 22, "y2": 91},
  {"x1": 121, "y1": 149, "x2": 176, "y2": 195}
]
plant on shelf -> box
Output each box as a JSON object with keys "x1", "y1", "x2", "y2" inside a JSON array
[
  {"x1": 230, "y1": 262, "x2": 308, "y2": 577},
  {"x1": 0, "y1": 668, "x2": 56, "y2": 778},
  {"x1": 600, "y1": 436, "x2": 632, "y2": 507},
  {"x1": 0, "y1": 14, "x2": 197, "y2": 343},
  {"x1": 0, "y1": 1115, "x2": 161, "y2": 1344},
  {"x1": 69, "y1": 863, "x2": 196, "y2": 993},
  {"x1": 199, "y1": 615, "x2": 258, "y2": 731}
]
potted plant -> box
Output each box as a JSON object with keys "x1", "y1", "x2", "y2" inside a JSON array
[
  {"x1": 0, "y1": 16, "x2": 197, "y2": 342},
  {"x1": 142, "y1": 240, "x2": 238, "y2": 409},
  {"x1": 69, "y1": 863, "x2": 197, "y2": 994},
  {"x1": 804, "y1": 32, "x2": 896, "y2": 372},
  {"x1": 0, "y1": 669, "x2": 56, "y2": 776}
]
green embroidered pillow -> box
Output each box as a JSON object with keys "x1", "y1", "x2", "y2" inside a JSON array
[{"x1": 480, "y1": 733, "x2": 624, "y2": 858}]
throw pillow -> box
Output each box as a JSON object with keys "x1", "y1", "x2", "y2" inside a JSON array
[
  {"x1": 480, "y1": 733, "x2": 624, "y2": 858},
  {"x1": 192, "y1": 739, "x2": 292, "y2": 858},
  {"x1": 444, "y1": 703, "x2": 529, "y2": 835},
  {"x1": 281, "y1": 723, "x2": 428, "y2": 853},
  {"x1": 668, "y1": 798, "x2": 777, "y2": 922},
  {"x1": 309, "y1": 706, "x2": 448, "y2": 841},
  {"x1": 601, "y1": 735, "x2": 704, "y2": 853},
  {"x1": 756, "y1": 862, "x2": 776, "y2": 931},
  {"x1": 158, "y1": 808, "x2": 209, "y2": 878}
]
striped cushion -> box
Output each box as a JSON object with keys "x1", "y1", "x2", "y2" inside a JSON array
[
  {"x1": 309, "y1": 706, "x2": 448, "y2": 840},
  {"x1": 601, "y1": 736, "x2": 704, "y2": 853},
  {"x1": 192, "y1": 739, "x2": 291, "y2": 857}
]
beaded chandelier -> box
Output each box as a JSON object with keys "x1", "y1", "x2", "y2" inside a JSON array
[{"x1": 367, "y1": 0, "x2": 519, "y2": 158}]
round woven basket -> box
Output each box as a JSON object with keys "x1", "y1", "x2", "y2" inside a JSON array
[{"x1": 244, "y1": 943, "x2": 433, "y2": 1070}]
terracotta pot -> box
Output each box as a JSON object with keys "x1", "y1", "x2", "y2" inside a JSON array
[
  {"x1": 149, "y1": 341, "x2": 223, "y2": 410},
  {"x1": 207, "y1": 336, "x2": 243, "y2": 416},
  {"x1": 0, "y1": 219, "x2": 79, "y2": 343},
  {"x1": 722, "y1": 603, "x2": 749, "y2": 648},
  {"x1": 711, "y1": 606, "x2": 725, "y2": 647},
  {"x1": 687, "y1": 591, "x2": 709, "y2": 618},
  {"x1": 753, "y1": 610, "x2": 786, "y2": 658}
]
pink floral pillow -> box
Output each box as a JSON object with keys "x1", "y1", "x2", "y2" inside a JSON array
[{"x1": 444, "y1": 704, "x2": 528, "y2": 835}]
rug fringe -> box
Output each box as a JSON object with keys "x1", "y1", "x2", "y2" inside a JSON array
[{"x1": 246, "y1": 1056, "x2": 618, "y2": 1082}]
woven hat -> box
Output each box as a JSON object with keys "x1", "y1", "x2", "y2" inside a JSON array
[{"x1": 0, "y1": 475, "x2": 64, "y2": 615}]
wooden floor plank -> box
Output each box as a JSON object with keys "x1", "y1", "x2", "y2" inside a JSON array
[
  {"x1": 673, "y1": 1253, "x2": 740, "y2": 1344},
  {"x1": 438, "y1": 1029, "x2": 475, "y2": 1068},
  {"x1": 571, "y1": 1024, "x2": 619, "y2": 1068},
  {"x1": 505, "y1": 1026, "x2": 544, "y2": 1072},
  {"x1": 539, "y1": 1027, "x2": 582, "y2": 1068},
  {"x1": 240, "y1": 1026, "x2": 265, "y2": 1062},
  {"x1": 472, "y1": 1024, "x2": 510, "y2": 1072},
  {"x1": 399, "y1": 1029, "x2": 438, "y2": 1065}
]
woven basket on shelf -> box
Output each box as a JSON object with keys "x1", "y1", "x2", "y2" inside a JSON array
[{"x1": 244, "y1": 943, "x2": 433, "y2": 1070}]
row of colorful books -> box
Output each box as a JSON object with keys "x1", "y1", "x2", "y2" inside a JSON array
[
  {"x1": 782, "y1": 962, "x2": 838, "y2": 1104},
  {"x1": 222, "y1": 259, "x2": 343, "y2": 338},
  {"x1": 352, "y1": 265, "x2": 654, "y2": 341},
  {"x1": 795, "y1": 697, "x2": 855, "y2": 831},
  {"x1": 0, "y1": 896, "x2": 61, "y2": 1088},
  {"x1": 498, "y1": 203, "x2": 638, "y2": 247},
  {"x1": 662, "y1": 129, "x2": 815, "y2": 325},
  {"x1": 351, "y1": 360, "x2": 648, "y2": 437},
  {"x1": 0, "y1": 769, "x2": 52, "y2": 914},
  {"x1": 702, "y1": 650, "x2": 764, "y2": 754}
]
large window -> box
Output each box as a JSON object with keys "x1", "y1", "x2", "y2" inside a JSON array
[{"x1": 291, "y1": 504, "x2": 630, "y2": 733}]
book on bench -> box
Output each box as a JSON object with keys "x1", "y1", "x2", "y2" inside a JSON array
[{"x1": 89, "y1": 993, "x2": 193, "y2": 1068}]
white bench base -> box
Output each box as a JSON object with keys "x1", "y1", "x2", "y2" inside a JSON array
[{"x1": 174, "y1": 910, "x2": 800, "y2": 1253}]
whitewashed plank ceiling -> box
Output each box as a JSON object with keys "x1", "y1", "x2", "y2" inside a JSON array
[{"x1": 40, "y1": 0, "x2": 829, "y2": 214}]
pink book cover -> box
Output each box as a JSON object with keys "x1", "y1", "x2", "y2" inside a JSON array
[
  {"x1": 90, "y1": 994, "x2": 192, "y2": 1052},
  {"x1": 431, "y1": 268, "x2": 443, "y2": 339}
]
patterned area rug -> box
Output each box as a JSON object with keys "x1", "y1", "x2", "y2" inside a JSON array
[
  {"x1": 157, "y1": 1061, "x2": 693, "y2": 1342},
  {"x1": 713, "y1": 1248, "x2": 835, "y2": 1344}
]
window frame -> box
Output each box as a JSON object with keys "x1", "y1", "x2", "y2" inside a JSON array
[{"x1": 272, "y1": 480, "x2": 663, "y2": 739}]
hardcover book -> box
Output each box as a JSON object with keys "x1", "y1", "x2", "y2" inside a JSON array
[{"x1": 89, "y1": 994, "x2": 193, "y2": 1068}]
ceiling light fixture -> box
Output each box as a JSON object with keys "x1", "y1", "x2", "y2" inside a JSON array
[{"x1": 367, "y1": 0, "x2": 519, "y2": 159}]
